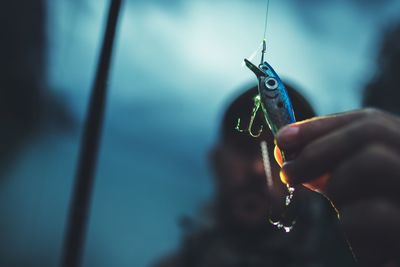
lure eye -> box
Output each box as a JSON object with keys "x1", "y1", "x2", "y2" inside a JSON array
[{"x1": 265, "y1": 78, "x2": 278, "y2": 90}]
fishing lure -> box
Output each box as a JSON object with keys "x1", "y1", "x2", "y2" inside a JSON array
[
  {"x1": 236, "y1": 0, "x2": 298, "y2": 231},
  {"x1": 236, "y1": 0, "x2": 295, "y2": 143},
  {"x1": 238, "y1": 41, "x2": 297, "y2": 232},
  {"x1": 237, "y1": 40, "x2": 296, "y2": 158},
  {"x1": 244, "y1": 42, "x2": 296, "y2": 138}
]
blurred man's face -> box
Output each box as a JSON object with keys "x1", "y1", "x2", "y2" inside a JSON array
[{"x1": 212, "y1": 141, "x2": 287, "y2": 229}]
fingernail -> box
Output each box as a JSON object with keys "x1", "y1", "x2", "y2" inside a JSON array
[
  {"x1": 278, "y1": 125, "x2": 299, "y2": 145},
  {"x1": 274, "y1": 146, "x2": 283, "y2": 167},
  {"x1": 279, "y1": 170, "x2": 289, "y2": 185}
]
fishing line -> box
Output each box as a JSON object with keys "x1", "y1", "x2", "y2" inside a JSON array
[
  {"x1": 263, "y1": 0, "x2": 270, "y2": 42},
  {"x1": 260, "y1": 0, "x2": 270, "y2": 64},
  {"x1": 243, "y1": 0, "x2": 271, "y2": 66}
]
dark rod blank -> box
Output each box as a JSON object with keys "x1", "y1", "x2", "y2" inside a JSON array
[{"x1": 61, "y1": 1, "x2": 122, "y2": 266}]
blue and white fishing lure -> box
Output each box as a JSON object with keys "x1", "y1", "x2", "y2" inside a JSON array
[
  {"x1": 237, "y1": 40, "x2": 296, "y2": 142},
  {"x1": 244, "y1": 55, "x2": 296, "y2": 136}
]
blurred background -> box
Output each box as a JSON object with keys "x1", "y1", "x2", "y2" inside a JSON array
[{"x1": 1, "y1": 0, "x2": 399, "y2": 266}]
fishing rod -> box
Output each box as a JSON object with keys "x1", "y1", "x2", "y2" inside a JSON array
[{"x1": 61, "y1": 1, "x2": 122, "y2": 266}]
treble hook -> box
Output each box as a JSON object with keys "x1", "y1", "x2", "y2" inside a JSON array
[{"x1": 235, "y1": 95, "x2": 264, "y2": 138}]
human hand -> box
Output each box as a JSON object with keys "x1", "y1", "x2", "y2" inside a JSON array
[{"x1": 274, "y1": 108, "x2": 400, "y2": 267}]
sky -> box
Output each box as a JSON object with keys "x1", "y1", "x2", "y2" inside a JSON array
[{"x1": 1, "y1": 0, "x2": 400, "y2": 266}]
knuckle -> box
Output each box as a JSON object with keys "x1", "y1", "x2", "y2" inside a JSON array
[
  {"x1": 361, "y1": 108, "x2": 395, "y2": 125},
  {"x1": 352, "y1": 144, "x2": 399, "y2": 179},
  {"x1": 334, "y1": 144, "x2": 387, "y2": 177},
  {"x1": 363, "y1": 107, "x2": 385, "y2": 118},
  {"x1": 358, "y1": 143, "x2": 389, "y2": 162},
  {"x1": 362, "y1": 144, "x2": 400, "y2": 171},
  {"x1": 352, "y1": 119, "x2": 385, "y2": 142}
]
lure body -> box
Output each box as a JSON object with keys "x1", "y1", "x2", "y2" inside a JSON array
[{"x1": 244, "y1": 58, "x2": 296, "y2": 135}]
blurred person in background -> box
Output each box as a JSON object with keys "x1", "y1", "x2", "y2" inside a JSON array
[
  {"x1": 153, "y1": 84, "x2": 355, "y2": 267},
  {"x1": 274, "y1": 22, "x2": 400, "y2": 267}
]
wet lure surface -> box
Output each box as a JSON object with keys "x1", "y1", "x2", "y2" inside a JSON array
[{"x1": 244, "y1": 58, "x2": 296, "y2": 136}]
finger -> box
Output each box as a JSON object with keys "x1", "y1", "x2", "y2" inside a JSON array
[
  {"x1": 320, "y1": 144, "x2": 400, "y2": 208},
  {"x1": 277, "y1": 108, "x2": 398, "y2": 151},
  {"x1": 281, "y1": 116, "x2": 400, "y2": 184},
  {"x1": 340, "y1": 199, "x2": 400, "y2": 266}
]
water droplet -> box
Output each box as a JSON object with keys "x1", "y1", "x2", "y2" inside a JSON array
[{"x1": 268, "y1": 185, "x2": 296, "y2": 233}]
